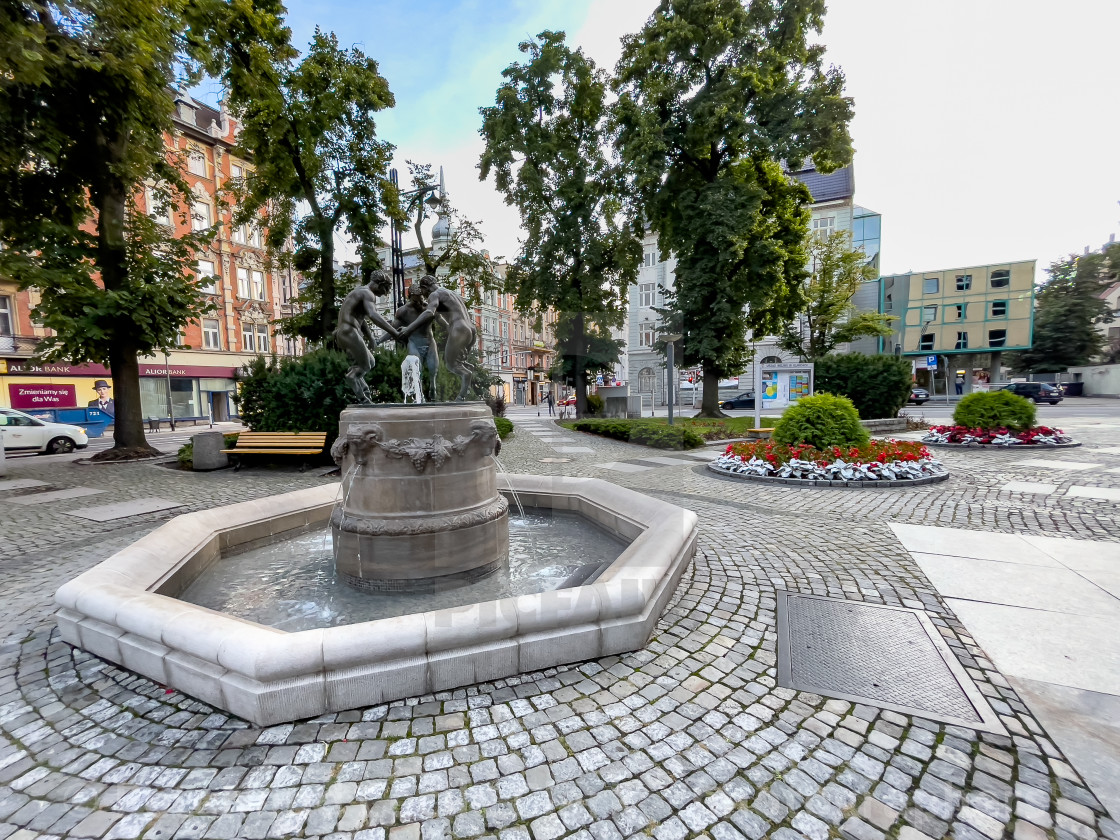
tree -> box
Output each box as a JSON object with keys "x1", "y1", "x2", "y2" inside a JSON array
[
  {"x1": 614, "y1": 0, "x2": 854, "y2": 416},
  {"x1": 405, "y1": 162, "x2": 501, "y2": 305},
  {"x1": 212, "y1": 24, "x2": 398, "y2": 343},
  {"x1": 480, "y1": 31, "x2": 640, "y2": 418},
  {"x1": 778, "y1": 230, "x2": 891, "y2": 360},
  {"x1": 1008, "y1": 244, "x2": 1117, "y2": 373},
  {"x1": 814, "y1": 353, "x2": 912, "y2": 419},
  {"x1": 0, "y1": 0, "x2": 219, "y2": 457}
]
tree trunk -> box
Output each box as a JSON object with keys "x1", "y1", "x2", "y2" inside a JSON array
[
  {"x1": 572, "y1": 312, "x2": 588, "y2": 418},
  {"x1": 696, "y1": 367, "x2": 726, "y2": 418},
  {"x1": 93, "y1": 156, "x2": 156, "y2": 455},
  {"x1": 320, "y1": 223, "x2": 337, "y2": 340}
]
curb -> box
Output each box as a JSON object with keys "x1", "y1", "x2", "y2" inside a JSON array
[{"x1": 706, "y1": 462, "x2": 950, "y2": 488}]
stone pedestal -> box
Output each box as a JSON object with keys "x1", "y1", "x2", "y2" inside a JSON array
[
  {"x1": 330, "y1": 403, "x2": 508, "y2": 592},
  {"x1": 191, "y1": 432, "x2": 228, "y2": 471}
]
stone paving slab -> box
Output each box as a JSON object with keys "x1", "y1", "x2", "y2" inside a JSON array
[
  {"x1": 595, "y1": 462, "x2": 655, "y2": 473},
  {"x1": 1066, "y1": 485, "x2": 1120, "y2": 501},
  {"x1": 1000, "y1": 481, "x2": 1057, "y2": 494},
  {"x1": 63, "y1": 496, "x2": 186, "y2": 521},
  {"x1": 6, "y1": 487, "x2": 104, "y2": 505},
  {"x1": 1017, "y1": 459, "x2": 1101, "y2": 471},
  {"x1": 0, "y1": 478, "x2": 48, "y2": 492}
]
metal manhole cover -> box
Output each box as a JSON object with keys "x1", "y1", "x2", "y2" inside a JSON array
[
  {"x1": 776, "y1": 592, "x2": 1005, "y2": 733},
  {"x1": 538, "y1": 458, "x2": 572, "y2": 463}
]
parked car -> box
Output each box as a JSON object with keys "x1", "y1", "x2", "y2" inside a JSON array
[
  {"x1": 0, "y1": 407, "x2": 89, "y2": 454},
  {"x1": 997, "y1": 382, "x2": 1063, "y2": 404},
  {"x1": 558, "y1": 395, "x2": 577, "y2": 407},
  {"x1": 909, "y1": 386, "x2": 930, "y2": 405},
  {"x1": 719, "y1": 391, "x2": 756, "y2": 410}
]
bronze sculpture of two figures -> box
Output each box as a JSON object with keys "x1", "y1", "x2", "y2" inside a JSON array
[{"x1": 335, "y1": 271, "x2": 478, "y2": 404}]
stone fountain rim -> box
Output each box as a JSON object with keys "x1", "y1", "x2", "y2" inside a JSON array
[{"x1": 54, "y1": 474, "x2": 698, "y2": 725}]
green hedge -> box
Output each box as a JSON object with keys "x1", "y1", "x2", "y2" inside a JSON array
[
  {"x1": 494, "y1": 417, "x2": 513, "y2": 439},
  {"x1": 568, "y1": 419, "x2": 705, "y2": 449},
  {"x1": 953, "y1": 390, "x2": 1036, "y2": 431},
  {"x1": 814, "y1": 353, "x2": 913, "y2": 419},
  {"x1": 772, "y1": 393, "x2": 869, "y2": 449}
]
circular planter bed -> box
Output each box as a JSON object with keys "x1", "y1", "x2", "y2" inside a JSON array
[
  {"x1": 708, "y1": 440, "x2": 948, "y2": 488},
  {"x1": 922, "y1": 425, "x2": 1080, "y2": 448}
]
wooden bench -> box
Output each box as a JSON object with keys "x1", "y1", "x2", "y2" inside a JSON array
[
  {"x1": 221, "y1": 432, "x2": 328, "y2": 471},
  {"x1": 743, "y1": 427, "x2": 775, "y2": 440}
]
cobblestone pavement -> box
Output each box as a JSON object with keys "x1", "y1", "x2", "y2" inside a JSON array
[{"x1": 1, "y1": 412, "x2": 1119, "y2": 840}]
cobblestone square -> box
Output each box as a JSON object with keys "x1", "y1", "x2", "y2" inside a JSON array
[{"x1": 1, "y1": 408, "x2": 1119, "y2": 839}]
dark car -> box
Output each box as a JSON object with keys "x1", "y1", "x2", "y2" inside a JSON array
[
  {"x1": 720, "y1": 391, "x2": 755, "y2": 410},
  {"x1": 999, "y1": 382, "x2": 1063, "y2": 404},
  {"x1": 909, "y1": 386, "x2": 930, "y2": 405}
]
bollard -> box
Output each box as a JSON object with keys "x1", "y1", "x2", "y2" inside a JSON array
[{"x1": 191, "y1": 431, "x2": 229, "y2": 471}]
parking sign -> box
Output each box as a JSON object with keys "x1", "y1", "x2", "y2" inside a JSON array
[{"x1": 926, "y1": 355, "x2": 938, "y2": 369}]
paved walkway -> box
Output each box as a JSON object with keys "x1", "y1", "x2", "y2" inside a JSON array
[{"x1": 1, "y1": 407, "x2": 1119, "y2": 839}]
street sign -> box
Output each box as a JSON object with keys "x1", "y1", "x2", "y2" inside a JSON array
[{"x1": 926, "y1": 355, "x2": 938, "y2": 369}]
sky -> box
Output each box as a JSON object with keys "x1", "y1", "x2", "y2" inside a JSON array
[{"x1": 198, "y1": 0, "x2": 1120, "y2": 282}]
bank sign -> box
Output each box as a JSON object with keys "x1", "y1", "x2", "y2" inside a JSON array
[{"x1": 9, "y1": 383, "x2": 77, "y2": 409}]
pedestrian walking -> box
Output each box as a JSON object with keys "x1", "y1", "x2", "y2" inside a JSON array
[{"x1": 546, "y1": 391, "x2": 554, "y2": 417}]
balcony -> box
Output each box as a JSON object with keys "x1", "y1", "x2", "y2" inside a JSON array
[{"x1": 0, "y1": 334, "x2": 42, "y2": 357}]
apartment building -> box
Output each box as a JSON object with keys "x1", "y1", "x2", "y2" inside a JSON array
[
  {"x1": 880, "y1": 260, "x2": 1035, "y2": 393},
  {"x1": 0, "y1": 92, "x2": 300, "y2": 421}
]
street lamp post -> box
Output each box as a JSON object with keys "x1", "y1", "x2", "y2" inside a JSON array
[
  {"x1": 163, "y1": 351, "x2": 176, "y2": 432},
  {"x1": 663, "y1": 333, "x2": 683, "y2": 426},
  {"x1": 389, "y1": 167, "x2": 442, "y2": 310}
]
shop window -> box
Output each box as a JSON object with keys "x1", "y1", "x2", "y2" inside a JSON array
[
  {"x1": 991, "y1": 300, "x2": 1008, "y2": 317},
  {"x1": 990, "y1": 269, "x2": 1010, "y2": 288},
  {"x1": 919, "y1": 333, "x2": 935, "y2": 351},
  {"x1": 923, "y1": 277, "x2": 939, "y2": 294},
  {"x1": 196, "y1": 260, "x2": 217, "y2": 294},
  {"x1": 955, "y1": 274, "x2": 972, "y2": 291},
  {"x1": 202, "y1": 319, "x2": 221, "y2": 349},
  {"x1": 988, "y1": 329, "x2": 1007, "y2": 347},
  {"x1": 955, "y1": 332, "x2": 968, "y2": 350}
]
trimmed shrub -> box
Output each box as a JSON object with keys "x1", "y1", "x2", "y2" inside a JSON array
[
  {"x1": 567, "y1": 419, "x2": 704, "y2": 449},
  {"x1": 952, "y1": 390, "x2": 1037, "y2": 432},
  {"x1": 585, "y1": 393, "x2": 604, "y2": 416},
  {"x1": 814, "y1": 353, "x2": 913, "y2": 419},
  {"x1": 772, "y1": 393, "x2": 870, "y2": 449},
  {"x1": 494, "y1": 417, "x2": 513, "y2": 439}
]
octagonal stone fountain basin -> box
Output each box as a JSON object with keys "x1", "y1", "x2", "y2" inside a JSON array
[{"x1": 54, "y1": 475, "x2": 698, "y2": 726}]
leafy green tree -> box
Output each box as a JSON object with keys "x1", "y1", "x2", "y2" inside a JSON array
[
  {"x1": 614, "y1": 0, "x2": 854, "y2": 416},
  {"x1": 0, "y1": 0, "x2": 218, "y2": 457},
  {"x1": 405, "y1": 162, "x2": 501, "y2": 305},
  {"x1": 779, "y1": 230, "x2": 891, "y2": 360},
  {"x1": 814, "y1": 353, "x2": 912, "y2": 419},
  {"x1": 480, "y1": 31, "x2": 641, "y2": 418},
  {"x1": 211, "y1": 24, "x2": 398, "y2": 343},
  {"x1": 1008, "y1": 244, "x2": 1118, "y2": 373}
]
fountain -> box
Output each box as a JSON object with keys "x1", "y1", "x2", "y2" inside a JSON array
[{"x1": 52, "y1": 277, "x2": 698, "y2": 725}]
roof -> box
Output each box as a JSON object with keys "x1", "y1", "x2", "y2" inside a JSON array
[{"x1": 790, "y1": 164, "x2": 854, "y2": 204}]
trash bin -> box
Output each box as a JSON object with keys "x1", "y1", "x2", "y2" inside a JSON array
[{"x1": 191, "y1": 431, "x2": 229, "y2": 471}]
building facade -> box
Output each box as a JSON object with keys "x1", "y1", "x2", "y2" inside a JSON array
[
  {"x1": 880, "y1": 260, "x2": 1036, "y2": 393},
  {"x1": 0, "y1": 92, "x2": 300, "y2": 420}
]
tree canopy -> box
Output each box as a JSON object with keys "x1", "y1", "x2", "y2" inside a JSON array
[
  {"x1": 212, "y1": 23, "x2": 398, "y2": 343},
  {"x1": 0, "y1": 0, "x2": 219, "y2": 456},
  {"x1": 613, "y1": 0, "x2": 854, "y2": 416},
  {"x1": 779, "y1": 230, "x2": 890, "y2": 360},
  {"x1": 480, "y1": 30, "x2": 640, "y2": 417},
  {"x1": 1009, "y1": 244, "x2": 1118, "y2": 373}
]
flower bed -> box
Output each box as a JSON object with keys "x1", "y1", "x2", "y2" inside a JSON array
[
  {"x1": 709, "y1": 439, "x2": 948, "y2": 486},
  {"x1": 922, "y1": 425, "x2": 1079, "y2": 447}
]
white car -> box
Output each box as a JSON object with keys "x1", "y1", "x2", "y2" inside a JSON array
[{"x1": 0, "y1": 407, "x2": 89, "y2": 455}]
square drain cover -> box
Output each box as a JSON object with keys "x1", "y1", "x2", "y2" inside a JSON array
[{"x1": 776, "y1": 592, "x2": 1005, "y2": 733}]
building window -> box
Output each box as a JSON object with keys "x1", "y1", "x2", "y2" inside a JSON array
[
  {"x1": 955, "y1": 332, "x2": 968, "y2": 350},
  {"x1": 954, "y1": 304, "x2": 966, "y2": 320},
  {"x1": 812, "y1": 216, "x2": 835, "y2": 237},
  {"x1": 248, "y1": 225, "x2": 264, "y2": 249},
  {"x1": 955, "y1": 274, "x2": 972, "y2": 291},
  {"x1": 202, "y1": 319, "x2": 221, "y2": 350},
  {"x1": 643, "y1": 249, "x2": 656, "y2": 267},
  {"x1": 196, "y1": 260, "x2": 217, "y2": 294},
  {"x1": 255, "y1": 324, "x2": 270, "y2": 353},
  {"x1": 638, "y1": 367, "x2": 655, "y2": 393},
  {"x1": 990, "y1": 269, "x2": 1010, "y2": 288},
  {"x1": 923, "y1": 277, "x2": 939, "y2": 294},
  {"x1": 237, "y1": 267, "x2": 250, "y2": 299},
  {"x1": 191, "y1": 200, "x2": 212, "y2": 231},
  {"x1": 232, "y1": 223, "x2": 246, "y2": 244},
  {"x1": 187, "y1": 146, "x2": 206, "y2": 176},
  {"x1": 242, "y1": 324, "x2": 255, "y2": 352},
  {"x1": 922, "y1": 305, "x2": 938, "y2": 323},
  {"x1": 639, "y1": 322, "x2": 656, "y2": 348},
  {"x1": 0, "y1": 294, "x2": 12, "y2": 336},
  {"x1": 884, "y1": 294, "x2": 892, "y2": 312},
  {"x1": 146, "y1": 187, "x2": 172, "y2": 226},
  {"x1": 230, "y1": 163, "x2": 244, "y2": 180},
  {"x1": 988, "y1": 329, "x2": 1007, "y2": 347},
  {"x1": 639, "y1": 283, "x2": 656, "y2": 308},
  {"x1": 990, "y1": 300, "x2": 1008, "y2": 317},
  {"x1": 919, "y1": 333, "x2": 935, "y2": 351},
  {"x1": 252, "y1": 270, "x2": 265, "y2": 301}
]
